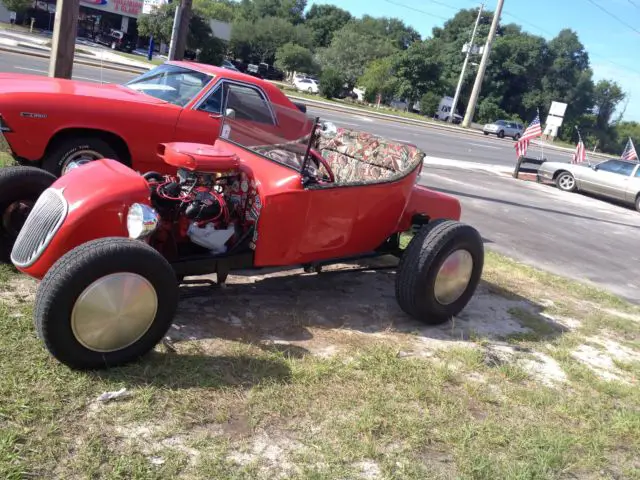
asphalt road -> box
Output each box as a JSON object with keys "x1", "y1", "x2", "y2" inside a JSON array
[
  {"x1": 421, "y1": 165, "x2": 640, "y2": 304},
  {"x1": 0, "y1": 51, "x2": 576, "y2": 167}
]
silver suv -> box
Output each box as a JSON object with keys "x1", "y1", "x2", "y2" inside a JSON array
[{"x1": 483, "y1": 120, "x2": 524, "y2": 140}]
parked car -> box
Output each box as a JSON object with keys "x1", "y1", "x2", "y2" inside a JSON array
[
  {"x1": 220, "y1": 59, "x2": 239, "y2": 71},
  {"x1": 0, "y1": 61, "x2": 308, "y2": 178},
  {"x1": 483, "y1": 120, "x2": 524, "y2": 139},
  {"x1": 3, "y1": 106, "x2": 484, "y2": 370},
  {"x1": 293, "y1": 77, "x2": 318, "y2": 94},
  {"x1": 94, "y1": 29, "x2": 135, "y2": 53},
  {"x1": 537, "y1": 158, "x2": 640, "y2": 211}
]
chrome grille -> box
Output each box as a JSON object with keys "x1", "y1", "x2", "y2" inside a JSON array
[{"x1": 11, "y1": 188, "x2": 68, "y2": 267}]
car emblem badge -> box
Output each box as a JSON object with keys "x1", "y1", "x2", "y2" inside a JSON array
[{"x1": 20, "y1": 112, "x2": 47, "y2": 119}]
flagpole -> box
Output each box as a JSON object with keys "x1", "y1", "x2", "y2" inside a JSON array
[
  {"x1": 538, "y1": 107, "x2": 544, "y2": 161},
  {"x1": 575, "y1": 125, "x2": 590, "y2": 166}
]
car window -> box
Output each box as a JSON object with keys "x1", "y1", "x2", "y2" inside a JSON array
[
  {"x1": 224, "y1": 83, "x2": 274, "y2": 124},
  {"x1": 635, "y1": 166, "x2": 640, "y2": 178},
  {"x1": 598, "y1": 160, "x2": 636, "y2": 176},
  {"x1": 125, "y1": 64, "x2": 212, "y2": 107},
  {"x1": 199, "y1": 85, "x2": 223, "y2": 114}
]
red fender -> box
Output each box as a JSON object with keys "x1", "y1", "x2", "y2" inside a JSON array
[{"x1": 397, "y1": 184, "x2": 461, "y2": 232}]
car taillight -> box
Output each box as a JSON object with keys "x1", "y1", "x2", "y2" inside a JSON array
[{"x1": 0, "y1": 115, "x2": 11, "y2": 133}]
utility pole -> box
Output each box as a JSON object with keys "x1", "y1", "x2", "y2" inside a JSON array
[
  {"x1": 167, "y1": 0, "x2": 182, "y2": 60},
  {"x1": 48, "y1": 0, "x2": 80, "y2": 78},
  {"x1": 167, "y1": 0, "x2": 192, "y2": 61},
  {"x1": 449, "y1": 3, "x2": 484, "y2": 123},
  {"x1": 461, "y1": 0, "x2": 505, "y2": 128}
]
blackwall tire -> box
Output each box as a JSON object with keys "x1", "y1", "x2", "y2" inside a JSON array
[
  {"x1": 34, "y1": 237, "x2": 179, "y2": 370},
  {"x1": 0, "y1": 166, "x2": 56, "y2": 263},
  {"x1": 42, "y1": 137, "x2": 120, "y2": 177},
  {"x1": 497, "y1": 130, "x2": 505, "y2": 138},
  {"x1": 555, "y1": 171, "x2": 577, "y2": 192},
  {"x1": 395, "y1": 219, "x2": 484, "y2": 325}
]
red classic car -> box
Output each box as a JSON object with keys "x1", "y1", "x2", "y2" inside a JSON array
[
  {"x1": 5, "y1": 105, "x2": 484, "y2": 370},
  {"x1": 0, "y1": 61, "x2": 307, "y2": 177}
]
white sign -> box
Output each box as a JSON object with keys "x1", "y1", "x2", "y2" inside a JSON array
[
  {"x1": 543, "y1": 124, "x2": 558, "y2": 137},
  {"x1": 545, "y1": 115, "x2": 564, "y2": 128},
  {"x1": 142, "y1": 0, "x2": 166, "y2": 15},
  {"x1": 549, "y1": 101, "x2": 568, "y2": 117},
  {"x1": 209, "y1": 19, "x2": 232, "y2": 41},
  {"x1": 80, "y1": 0, "x2": 144, "y2": 18}
]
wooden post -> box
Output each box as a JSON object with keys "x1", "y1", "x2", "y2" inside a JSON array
[
  {"x1": 513, "y1": 156, "x2": 523, "y2": 178},
  {"x1": 173, "y1": 0, "x2": 192, "y2": 61},
  {"x1": 48, "y1": 0, "x2": 80, "y2": 79}
]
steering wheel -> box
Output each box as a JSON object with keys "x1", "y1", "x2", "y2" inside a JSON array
[{"x1": 308, "y1": 148, "x2": 335, "y2": 183}]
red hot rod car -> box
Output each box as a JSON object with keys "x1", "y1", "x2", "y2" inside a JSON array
[
  {"x1": 0, "y1": 61, "x2": 308, "y2": 177},
  {"x1": 3, "y1": 105, "x2": 484, "y2": 370}
]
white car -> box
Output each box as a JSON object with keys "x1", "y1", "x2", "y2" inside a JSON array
[
  {"x1": 537, "y1": 158, "x2": 640, "y2": 211},
  {"x1": 293, "y1": 77, "x2": 318, "y2": 94}
]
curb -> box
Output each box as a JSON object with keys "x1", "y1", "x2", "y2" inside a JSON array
[{"x1": 0, "y1": 45, "x2": 150, "y2": 74}]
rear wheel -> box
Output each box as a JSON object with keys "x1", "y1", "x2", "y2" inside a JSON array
[
  {"x1": 42, "y1": 136, "x2": 120, "y2": 177},
  {"x1": 635, "y1": 194, "x2": 640, "y2": 212},
  {"x1": 555, "y1": 171, "x2": 577, "y2": 192},
  {"x1": 513, "y1": 133, "x2": 521, "y2": 140},
  {"x1": 34, "y1": 237, "x2": 179, "y2": 370},
  {"x1": 0, "y1": 166, "x2": 56, "y2": 263},
  {"x1": 395, "y1": 219, "x2": 484, "y2": 324}
]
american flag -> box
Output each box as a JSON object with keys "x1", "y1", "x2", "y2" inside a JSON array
[
  {"x1": 515, "y1": 113, "x2": 542, "y2": 158},
  {"x1": 621, "y1": 137, "x2": 638, "y2": 161},
  {"x1": 571, "y1": 140, "x2": 586, "y2": 164}
]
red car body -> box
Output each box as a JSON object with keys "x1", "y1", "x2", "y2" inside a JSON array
[
  {"x1": 0, "y1": 61, "x2": 307, "y2": 175},
  {"x1": 15, "y1": 139, "x2": 461, "y2": 281}
]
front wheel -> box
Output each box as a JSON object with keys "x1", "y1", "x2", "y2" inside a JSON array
[
  {"x1": 395, "y1": 219, "x2": 484, "y2": 324},
  {"x1": 497, "y1": 130, "x2": 505, "y2": 138},
  {"x1": 42, "y1": 136, "x2": 120, "y2": 177},
  {"x1": 34, "y1": 237, "x2": 179, "y2": 370},
  {"x1": 0, "y1": 166, "x2": 56, "y2": 263},
  {"x1": 555, "y1": 171, "x2": 577, "y2": 192}
]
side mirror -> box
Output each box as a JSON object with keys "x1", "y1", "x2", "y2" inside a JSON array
[{"x1": 224, "y1": 108, "x2": 236, "y2": 119}]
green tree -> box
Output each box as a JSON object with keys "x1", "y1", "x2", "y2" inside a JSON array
[
  {"x1": 317, "y1": 24, "x2": 396, "y2": 88},
  {"x1": 392, "y1": 41, "x2": 444, "y2": 105},
  {"x1": 593, "y1": 80, "x2": 626, "y2": 129},
  {"x1": 275, "y1": 42, "x2": 315, "y2": 75},
  {"x1": 229, "y1": 16, "x2": 312, "y2": 64},
  {"x1": 305, "y1": 4, "x2": 352, "y2": 48},
  {"x1": 358, "y1": 57, "x2": 398, "y2": 103},
  {"x1": 419, "y1": 91, "x2": 441, "y2": 117},
  {"x1": 319, "y1": 68, "x2": 344, "y2": 99},
  {"x1": 237, "y1": 0, "x2": 307, "y2": 24},
  {"x1": 2, "y1": 0, "x2": 31, "y2": 13},
  {"x1": 193, "y1": 0, "x2": 238, "y2": 22}
]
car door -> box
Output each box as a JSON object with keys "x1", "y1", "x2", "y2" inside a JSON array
[
  {"x1": 624, "y1": 164, "x2": 640, "y2": 203},
  {"x1": 173, "y1": 78, "x2": 225, "y2": 145},
  {"x1": 590, "y1": 160, "x2": 636, "y2": 199},
  {"x1": 174, "y1": 79, "x2": 278, "y2": 146}
]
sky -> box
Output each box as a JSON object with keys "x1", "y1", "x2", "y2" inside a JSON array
[{"x1": 306, "y1": 0, "x2": 640, "y2": 123}]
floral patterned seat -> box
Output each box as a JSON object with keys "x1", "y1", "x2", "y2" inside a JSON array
[{"x1": 315, "y1": 128, "x2": 425, "y2": 185}]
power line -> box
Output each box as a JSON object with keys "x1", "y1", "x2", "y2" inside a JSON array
[
  {"x1": 628, "y1": 0, "x2": 640, "y2": 10},
  {"x1": 381, "y1": 0, "x2": 450, "y2": 21},
  {"x1": 584, "y1": 0, "x2": 640, "y2": 36}
]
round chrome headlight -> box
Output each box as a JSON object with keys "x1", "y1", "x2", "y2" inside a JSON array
[{"x1": 126, "y1": 203, "x2": 159, "y2": 239}]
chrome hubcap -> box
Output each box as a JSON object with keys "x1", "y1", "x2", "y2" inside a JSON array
[
  {"x1": 62, "y1": 149, "x2": 103, "y2": 175},
  {"x1": 71, "y1": 273, "x2": 158, "y2": 353},
  {"x1": 434, "y1": 249, "x2": 474, "y2": 305},
  {"x1": 559, "y1": 175, "x2": 574, "y2": 190}
]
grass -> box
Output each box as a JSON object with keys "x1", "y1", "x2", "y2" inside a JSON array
[{"x1": 1, "y1": 244, "x2": 639, "y2": 479}]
